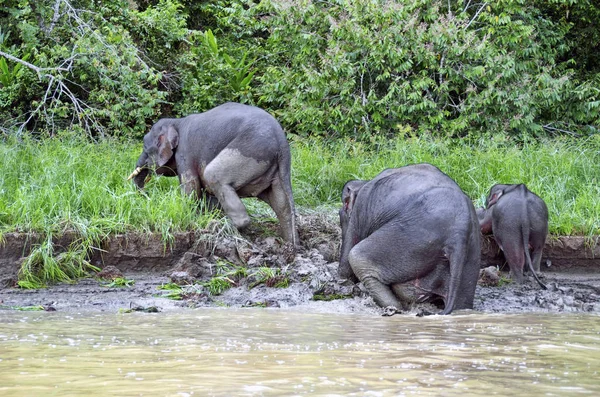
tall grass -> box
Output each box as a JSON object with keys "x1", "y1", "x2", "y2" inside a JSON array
[
  {"x1": 0, "y1": 137, "x2": 222, "y2": 237},
  {"x1": 1, "y1": 134, "x2": 599, "y2": 285},
  {"x1": 2, "y1": 135, "x2": 599, "y2": 236},
  {"x1": 0, "y1": 136, "x2": 223, "y2": 286},
  {"x1": 291, "y1": 135, "x2": 600, "y2": 237}
]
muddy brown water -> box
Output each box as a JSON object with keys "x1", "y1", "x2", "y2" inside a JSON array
[
  {"x1": 1, "y1": 214, "x2": 600, "y2": 394},
  {"x1": 1, "y1": 309, "x2": 599, "y2": 396}
]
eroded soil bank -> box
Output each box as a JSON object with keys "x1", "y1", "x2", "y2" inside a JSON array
[{"x1": 1, "y1": 213, "x2": 600, "y2": 315}]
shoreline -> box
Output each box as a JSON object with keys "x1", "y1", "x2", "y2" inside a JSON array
[{"x1": 1, "y1": 214, "x2": 600, "y2": 315}]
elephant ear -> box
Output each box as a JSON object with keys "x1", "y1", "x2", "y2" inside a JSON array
[
  {"x1": 486, "y1": 189, "x2": 503, "y2": 208},
  {"x1": 342, "y1": 180, "x2": 366, "y2": 212},
  {"x1": 157, "y1": 125, "x2": 179, "y2": 167}
]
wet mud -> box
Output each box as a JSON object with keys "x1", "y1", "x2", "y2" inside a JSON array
[{"x1": 1, "y1": 212, "x2": 599, "y2": 315}]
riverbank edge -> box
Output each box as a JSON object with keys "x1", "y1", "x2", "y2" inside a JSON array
[{"x1": 1, "y1": 230, "x2": 599, "y2": 288}]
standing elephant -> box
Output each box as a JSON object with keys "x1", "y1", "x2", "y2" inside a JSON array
[
  {"x1": 339, "y1": 164, "x2": 481, "y2": 315},
  {"x1": 128, "y1": 102, "x2": 299, "y2": 246},
  {"x1": 477, "y1": 184, "x2": 547, "y2": 289}
]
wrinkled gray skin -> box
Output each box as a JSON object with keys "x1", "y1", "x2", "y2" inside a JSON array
[
  {"x1": 477, "y1": 184, "x2": 548, "y2": 289},
  {"x1": 338, "y1": 164, "x2": 481, "y2": 315},
  {"x1": 131, "y1": 102, "x2": 298, "y2": 246}
]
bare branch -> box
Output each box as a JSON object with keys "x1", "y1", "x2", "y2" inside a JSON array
[
  {"x1": 47, "y1": 0, "x2": 64, "y2": 34},
  {"x1": 0, "y1": 50, "x2": 70, "y2": 75},
  {"x1": 543, "y1": 124, "x2": 580, "y2": 137},
  {"x1": 463, "y1": 0, "x2": 472, "y2": 13},
  {"x1": 465, "y1": 2, "x2": 488, "y2": 30},
  {"x1": 1, "y1": 0, "x2": 157, "y2": 137}
]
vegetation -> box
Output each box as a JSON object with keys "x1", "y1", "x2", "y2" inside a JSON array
[
  {"x1": 0, "y1": 304, "x2": 46, "y2": 311},
  {"x1": 1, "y1": 135, "x2": 598, "y2": 239},
  {"x1": 312, "y1": 293, "x2": 353, "y2": 302},
  {"x1": 101, "y1": 277, "x2": 135, "y2": 288},
  {"x1": 0, "y1": 0, "x2": 598, "y2": 139},
  {"x1": 18, "y1": 233, "x2": 100, "y2": 288},
  {"x1": 156, "y1": 282, "x2": 186, "y2": 300},
  {"x1": 249, "y1": 266, "x2": 290, "y2": 289},
  {"x1": 201, "y1": 260, "x2": 248, "y2": 295},
  {"x1": 1, "y1": 135, "x2": 599, "y2": 286}
]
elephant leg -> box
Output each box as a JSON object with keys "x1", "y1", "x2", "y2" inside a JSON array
[
  {"x1": 503, "y1": 245, "x2": 525, "y2": 284},
  {"x1": 179, "y1": 170, "x2": 201, "y2": 199},
  {"x1": 363, "y1": 277, "x2": 407, "y2": 311},
  {"x1": 208, "y1": 183, "x2": 251, "y2": 230},
  {"x1": 530, "y1": 246, "x2": 543, "y2": 273},
  {"x1": 204, "y1": 149, "x2": 272, "y2": 230},
  {"x1": 258, "y1": 177, "x2": 298, "y2": 246},
  {"x1": 495, "y1": 233, "x2": 524, "y2": 284},
  {"x1": 348, "y1": 245, "x2": 406, "y2": 311}
]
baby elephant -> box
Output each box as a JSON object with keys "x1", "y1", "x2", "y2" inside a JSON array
[
  {"x1": 339, "y1": 164, "x2": 482, "y2": 315},
  {"x1": 477, "y1": 184, "x2": 548, "y2": 289}
]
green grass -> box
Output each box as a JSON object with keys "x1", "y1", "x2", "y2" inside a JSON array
[
  {"x1": 0, "y1": 136, "x2": 222, "y2": 237},
  {"x1": 248, "y1": 266, "x2": 290, "y2": 289},
  {"x1": 101, "y1": 277, "x2": 135, "y2": 288},
  {"x1": 1, "y1": 133, "x2": 600, "y2": 286},
  {"x1": 156, "y1": 282, "x2": 185, "y2": 300},
  {"x1": 0, "y1": 305, "x2": 46, "y2": 311},
  {"x1": 291, "y1": 134, "x2": 600, "y2": 236},
  {"x1": 201, "y1": 260, "x2": 248, "y2": 295}
]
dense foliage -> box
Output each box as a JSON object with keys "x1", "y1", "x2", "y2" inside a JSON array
[{"x1": 0, "y1": 0, "x2": 598, "y2": 139}]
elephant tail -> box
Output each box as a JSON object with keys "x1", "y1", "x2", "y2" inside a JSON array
[{"x1": 521, "y1": 191, "x2": 547, "y2": 289}]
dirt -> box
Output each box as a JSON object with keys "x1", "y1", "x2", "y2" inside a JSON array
[{"x1": 1, "y1": 212, "x2": 600, "y2": 315}]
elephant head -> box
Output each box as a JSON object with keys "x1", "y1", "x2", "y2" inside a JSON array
[
  {"x1": 338, "y1": 179, "x2": 367, "y2": 281},
  {"x1": 485, "y1": 184, "x2": 520, "y2": 208},
  {"x1": 128, "y1": 119, "x2": 180, "y2": 189}
]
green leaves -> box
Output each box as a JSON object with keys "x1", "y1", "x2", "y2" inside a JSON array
[
  {"x1": 204, "y1": 29, "x2": 218, "y2": 56},
  {"x1": 203, "y1": 29, "x2": 256, "y2": 93},
  {"x1": 0, "y1": 53, "x2": 28, "y2": 87},
  {"x1": 0, "y1": 0, "x2": 598, "y2": 139},
  {"x1": 255, "y1": 0, "x2": 599, "y2": 139}
]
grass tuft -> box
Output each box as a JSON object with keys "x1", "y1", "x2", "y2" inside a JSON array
[
  {"x1": 249, "y1": 267, "x2": 290, "y2": 289},
  {"x1": 201, "y1": 260, "x2": 247, "y2": 295},
  {"x1": 101, "y1": 277, "x2": 135, "y2": 288}
]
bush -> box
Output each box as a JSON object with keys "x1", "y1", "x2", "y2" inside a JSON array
[
  {"x1": 255, "y1": 0, "x2": 599, "y2": 139},
  {"x1": 0, "y1": 0, "x2": 598, "y2": 139}
]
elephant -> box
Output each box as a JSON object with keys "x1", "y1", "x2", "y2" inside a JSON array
[
  {"x1": 338, "y1": 163, "x2": 481, "y2": 315},
  {"x1": 128, "y1": 102, "x2": 299, "y2": 246},
  {"x1": 477, "y1": 184, "x2": 547, "y2": 289}
]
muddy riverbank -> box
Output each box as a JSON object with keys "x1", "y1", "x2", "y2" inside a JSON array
[{"x1": 1, "y1": 212, "x2": 599, "y2": 315}]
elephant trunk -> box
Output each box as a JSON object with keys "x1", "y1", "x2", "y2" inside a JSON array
[
  {"x1": 132, "y1": 168, "x2": 150, "y2": 189},
  {"x1": 130, "y1": 151, "x2": 151, "y2": 189}
]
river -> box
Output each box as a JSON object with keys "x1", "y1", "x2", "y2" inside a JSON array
[{"x1": 0, "y1": 309, "x2": 599, "y2": 396}]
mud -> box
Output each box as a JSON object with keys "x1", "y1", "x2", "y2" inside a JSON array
[{"x1": 1, "y1": 212, "x2": 599, "y2": 315}]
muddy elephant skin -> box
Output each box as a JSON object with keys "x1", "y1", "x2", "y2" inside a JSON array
[
  {"x1": 338, "y1": 163, "x2": 482, "y2": 315},
  {"x1": 477, "y1": 184, "x2": 548, "y2": 289},
  {"x1": 129, "y1": 102, "x2": 299, "y2": 246}
]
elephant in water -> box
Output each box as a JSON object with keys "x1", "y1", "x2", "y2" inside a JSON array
[
  {"x1": 338, "y1": 164, "x2": 481, "y2": 315},
  {"x1": 477, "y1": 184, "x2": 547, "y2": 289},
  {"x1": 128, "y1": 102, "x2": 299, "y2": 246}
]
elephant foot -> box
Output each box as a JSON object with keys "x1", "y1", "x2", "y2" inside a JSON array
[
  {"x1": 416, "y1": 308, "x2": 435, "y2": 317},
  {"x1": 231, "y1": 215, "x2": 251, "y2": 230},
  {"x1": 382, "y1": 305, "x2": 402, "y2": 317}
]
